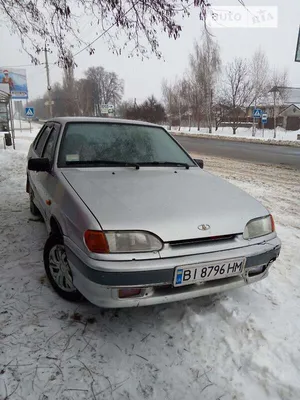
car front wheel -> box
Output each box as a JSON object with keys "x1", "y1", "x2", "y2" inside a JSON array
[{"x1": 44, "y1": 235, "x2": 82, "y2": 302}]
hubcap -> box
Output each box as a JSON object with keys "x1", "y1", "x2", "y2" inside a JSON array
[{"x1": 49, "y1": 244, "x2": 76, "y2": 292}]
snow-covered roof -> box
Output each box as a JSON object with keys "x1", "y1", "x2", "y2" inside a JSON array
[
  {"x1": 270, "y1": 86, "x2": 300, "y2": 105},
  {"x1": 278, "y1": 103, "x2": 300, "y2": 116},
  {"x1": 283, "y1": 87, "x2": 300, "y2": 105}
]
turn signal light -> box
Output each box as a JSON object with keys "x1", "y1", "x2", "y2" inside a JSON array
[
  {"x1": 270, "y1": 214, "x2": 276, "y2": 232},
  {"x1": 84, "y1": 230, "x2": 109, "y2": 253}
]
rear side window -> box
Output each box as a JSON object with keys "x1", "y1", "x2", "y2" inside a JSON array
[
  {"x1": 35, "y1": 126, "x2": 52, "y2": 156},
  {"x1": 42, "y1": 124, "x2": 60, "y2": 161},
  {"x1": 32, "y1": 125, "x2": 46, "y2": 147},
  {"x1": 42, "y1": 128, "x2": 56, "y2": 161}
]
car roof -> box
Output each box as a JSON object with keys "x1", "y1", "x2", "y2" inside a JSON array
[{"x1": 47, "y1": 116, "x2": 162, "y2": 128}]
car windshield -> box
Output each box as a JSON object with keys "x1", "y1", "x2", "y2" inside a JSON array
[{"x1": 58, "y1": 122, "x2": 195, "y2": 167}]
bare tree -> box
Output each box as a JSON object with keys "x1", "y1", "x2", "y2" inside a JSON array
[
  {"x1": 0, "y1": 0, "x2": 210, "y2": 67},
  {"x1": 50, "y1": 82, "x2": 68, "y2": 116},
  {"x1": 180, "y1": 78, "x2": 194, "y2": 131},
  {"x1": 75, "y1": 79, "x2": 94, "y2": 116},
  {"x1": 161, "y1": 34, "x2": 220, "y2": 132},
  {"x1": 161, "y1": 79, "x2": 175, "y2": 129},
  {"x1": 269, "y1": 69, "x2": 289, "y2": 138},
  {"x1": 249, "y1": 49, "x2": 270, "y2": 136},
  {"x1": 101, "y1": 71, "x2": 124, "y2": 106},
  {"x1": 173, "y1": 80, "x2": 188, "y2": 131},
  {"x1": 161, "y1": 78, "x2": 187, "y2": 130},
  {"x1": 189, "y1": 41, "x2": 204, "y2": 131},
  {"x1": 189, "y1": 34, "x2": 221, "y2": 132},
  {"x1": 117, "y1": 100, "x2": 135, "y2": 119},
  {"x1": 221, "y1": 58, "x2": 253, "y2": 134},
  {"x1": 27, "y1": 64, "x2": 123, "y2": 117},
  {"x1": 85, "y1": 66, "x2": 124, "y2": 115},
  {"x1": 62, "y1": 52, "x2": 77, "y2": 115}
]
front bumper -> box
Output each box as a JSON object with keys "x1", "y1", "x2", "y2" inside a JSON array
[{"x1": 65, "y1": 236, "x2": 281, "y2": 308}]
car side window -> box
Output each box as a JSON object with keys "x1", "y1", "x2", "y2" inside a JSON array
[
  {"x1": 32, "y1": 125, "x2": 48, "y2": 148},
  {"x1": 42, "y1": 126, "x2": 58, "y2": 161},
  {"x1": 35, "y1": 126, "x2": 52, "y2": 156}
]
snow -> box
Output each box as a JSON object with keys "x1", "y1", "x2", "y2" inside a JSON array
[
  {"x1": 167, "y1": 126, "x2": 300, "y2": 144},
  {"x1": 1, "y1": 130, "x2": 300, "y2": 400},
  {"x1": 12, "y1": 119, "x2": 36, "y2": 132},
  {"x1": 0, "y1": 119, "x2": 36, "y2": 135}
]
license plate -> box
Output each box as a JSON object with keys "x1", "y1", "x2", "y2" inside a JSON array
[{"x1": 174, "y1": 257, "x2": 245, "y2": 287}]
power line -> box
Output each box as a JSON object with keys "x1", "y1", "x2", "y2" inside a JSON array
[
  {"x1": 2, "y1": 11, "x2": 122, "y2": 68},
  {"x1": 8, "y1": 0, "x2": 196, "y2": 102},
  {"x1": 7, "y1": 0, "x2": 194, "y2": 66},
  {"x1": 73, "y1": 0, "x2": 195, "y2": 58},
  {"x1": 73, "y1": 2, "x2": 138, "y2": 57},
  {"x1": 2, "y1": 62, "x2": 54, "y2": 68},
  {"x1": 73, "y1": 22, "x2": 119, "y2": 57}
]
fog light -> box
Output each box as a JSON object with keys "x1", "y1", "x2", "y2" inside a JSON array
[
  {"x1": 248, "y1": 265, "x2": 265, "y2": 277},
  {"x1": 118, "y1": 288, "x2": 142, "y2": 298},
  {"x1": 252, "y1": 265, "x2": 264, "y2": 273}
]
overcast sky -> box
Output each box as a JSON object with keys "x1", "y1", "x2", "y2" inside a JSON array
[{"x1": 0, "y1": 0, "x2": 299, "y2": 102}]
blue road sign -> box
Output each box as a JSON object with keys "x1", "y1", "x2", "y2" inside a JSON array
[
  {"x1": 25, "y1": 107, "x2": 35, "y2": 117},
  {"x1": 253, "y1": 108, "x2": 262, "y2": 118},
  {"x1": 261, "y1": 113, "x2": 268, "y2": 124}
]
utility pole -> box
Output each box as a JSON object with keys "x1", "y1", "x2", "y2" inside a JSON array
[
  {"x1": 273, "y1": 90, "x2": 277, "y2": 139},
  {"x1": 252, "y1": 101, "x2": 257, "y2": 137},
  {"x1": 8, "y1": 97, "x2": 15, "y2": 149},
  {"x1": 44, "y1": 45, "x2": 53, "y2": 118},
  {"x1": 209, "y1": 88, "x2": 213, "y2": 133}
]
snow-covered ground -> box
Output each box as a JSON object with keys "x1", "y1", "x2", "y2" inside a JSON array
[
  {"x1": 0, "y1": 119, "x2": 36, "y2": 134},
  {"x1": 12, "y1": 119, "x2": 35, "y2": 131},
  {"x1": 1, "y1": 129, "x2": 300, "y2": 400},
  {"x1": 168, "y1": 126, "x2": 300, "y2": 143}
]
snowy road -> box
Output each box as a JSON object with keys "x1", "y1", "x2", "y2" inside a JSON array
[
  {"x1": 1, "y1": 130, "x2": 300, "y2": 400},
  {"x1": 177, "y1": 135, "x2": 300, "y2": 169}
]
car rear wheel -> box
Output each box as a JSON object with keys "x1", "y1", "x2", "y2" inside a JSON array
[{"x1": 44, "y1": 235, "x2": 82, "y2": 302}]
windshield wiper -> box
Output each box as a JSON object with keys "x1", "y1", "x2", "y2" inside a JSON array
[
  {"x1": 138, "y1": 161, "x2": 190, "y2": 169},
  {"x1": 65, "y1": 160, "x2": 190, "y2": 170},
  {"x1": 65, "y1": 160, "x2": 140, "y2": 169}
]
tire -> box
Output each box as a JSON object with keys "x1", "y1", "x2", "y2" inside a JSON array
[
  {"x1": 44, "y1": 235, "x2": 82, "y2": 302},
  {"x1": 29, "y1": 187, "x2": 41, "y2": 216}
]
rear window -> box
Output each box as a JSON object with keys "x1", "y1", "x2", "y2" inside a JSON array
[{"x1": 58, "y1": 122, "x2": 194, "y2": 167}]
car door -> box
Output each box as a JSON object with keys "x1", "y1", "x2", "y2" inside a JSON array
[
  {"x1": 30, "y1": 123, "x2": 60, "y2": 223},
  {"x1": 29, "y1": 124, "x2": 53, "y2": 214}
]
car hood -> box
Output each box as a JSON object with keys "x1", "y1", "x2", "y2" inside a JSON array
[{"x1": 61, "y1": 168, "x2": 268, "y2": 242}]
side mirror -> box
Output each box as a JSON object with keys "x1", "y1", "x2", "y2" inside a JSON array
[
  {"x1": 28, "y1": 158, "x2": 51, "y2": 172},
  {"x1": 194, "y1": 159, "x2": 204, "y2": 169}
]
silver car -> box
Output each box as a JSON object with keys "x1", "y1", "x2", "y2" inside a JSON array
[{"x1": 27, "y1": 117, "x2": 281, "y2": 308}]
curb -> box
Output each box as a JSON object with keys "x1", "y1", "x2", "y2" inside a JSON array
[{"x1": 170, "y1": 131, "x2": 300, "y2": 148}]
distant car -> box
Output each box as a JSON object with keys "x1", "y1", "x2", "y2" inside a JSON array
[
  {"x1": 26, "y1": 117, "x2": 281, "y2": 308},
  {"x1": 33, "y1": 117, "x2": 39, "y2": 122}
]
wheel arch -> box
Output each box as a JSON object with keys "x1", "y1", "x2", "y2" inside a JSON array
[
  {"x1": 50, "y1": 216, "x2": 64, "y2": 238},
  {"x1": 26, "y1": 174, "x2": 30, "y2": 193}
]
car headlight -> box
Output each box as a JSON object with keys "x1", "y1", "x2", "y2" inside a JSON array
[
  {"x1": 106, "y1": 231, "x2": 163, "y2": 253},
  {"x1": 84, "y1": 230, "x2": 163, "y2": 253},
  {"x1": 243, "y1": 215, "x2": 275, "y2": 240}
]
